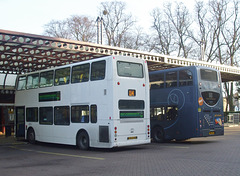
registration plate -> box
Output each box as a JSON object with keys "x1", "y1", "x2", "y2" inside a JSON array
[
  {"x1": 209, "y1": 131, "x2": 215, "y2": 135},
  {"x1": 127, "y1": 136, "x2": 137, "y2": 140}
]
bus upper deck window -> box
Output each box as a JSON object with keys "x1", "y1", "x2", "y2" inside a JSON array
[
  {"x1": 17, "y1": 76, "x2": 26, "y2": 90},
  {"x1": 179, "y1": 70, "x2": 193, "y2": 86},
  {"x1": 166, "y1": 71, "x2": 177, "y2": 88},
  {"x1": 40, "y1": 70, "x2": 54, "y2": 88},
  {"x1": 91, "y1": 60, "x2": 106, "y2": 81},
  {"x1": 71, "y1": 63, "x2": 90, "y2": 83},
  {"x1": 150, "y1": 73, "x2": 164, "y2": 89},
  {"x1": 26, "y1": 73, "x2": 39, "y2": 89},
  {"x1": 55, "y1": 67, "x2": 70, "y2": 86},
  {"x1": 117, "y1": 61, "x2": 143, "y2": 78}
]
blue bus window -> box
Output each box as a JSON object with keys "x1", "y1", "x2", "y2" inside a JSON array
[
  {"x1": 179, "y1": 70, "x2": 193, "y2": 86},
  {"x1": 166, "y1": 71, "x2": 177, "y2": 88},
  {"x1": 150, "y1": 73, "x2": 164, "y2": 89}
]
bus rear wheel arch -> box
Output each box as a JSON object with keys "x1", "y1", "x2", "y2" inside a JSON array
[
  {"x1": 76, "y1": 130, "x2": 90, "y2": 150},
  {"x1": 27, "y1": 127, "x2": 36, "y2": 144},
  {"x1": 152, "y1": 126, "x2": 165, "y2": 143}
]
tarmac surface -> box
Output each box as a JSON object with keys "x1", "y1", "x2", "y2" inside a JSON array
[{"x1": 0, "y1": 125, "x2": 240, "y2": 176}]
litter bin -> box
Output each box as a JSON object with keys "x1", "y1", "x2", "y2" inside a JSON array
[{"x1": 5, "y1": 125, "x2": 11, "y2": 137}]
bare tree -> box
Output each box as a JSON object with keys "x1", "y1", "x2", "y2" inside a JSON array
[
  {"x1": 190, "y1": 1, "x2": 210, "y2": 60},
  {"x1": 99, "y1": 1, "x2": 136, "y2": 47},
  {"x1": 220, "y1": 0, "x2": 240, "y2": 111},
  {"x1": 221, "y1": 0, "x2": 240, "y2": 66},
  {"x1": 121, "y1": 27, "x2": 150, "y2": 51},
  {"x1": 151, "y1": 8, "x2": 176, "y2": 55},
  {"x1": 164, "y1": 2, "x2": 192, "y2": 58},
  {"x1": 44, "y1": 15, "x2": 96, "y2": 42},
  {"x1": 44, "y1": 20, "x2": 70, "y2": 39},
  {"x1": 150, "y1": 2, "x2": 192, "y2": 58},
  {"x1": 67, "y1": 15, "x2": 96, "y2": 42}
]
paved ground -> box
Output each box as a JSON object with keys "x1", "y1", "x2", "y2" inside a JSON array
[{"x1": 0, "y1": 126, "x2": 240, "y2": 176}]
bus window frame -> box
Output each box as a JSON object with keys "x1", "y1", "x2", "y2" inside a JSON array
[
  {"x1": 150, "y1": 73, "x2": 165, "y2": 89},
  {"x1": 54, "y1": 67, "x2": 70, "y2": 86},
  {"x1": 26, "y1": 73, "x2": 39, "y2": 89},
  {"x1": 71, "y1": 63, "x2": 90, "y2": 84},
  {"x1": 90, "y1": 105, "x2": 97, "y2": 123},
  {"x1": 166, "y1": 71, "x2": 177, "y2": 88},
  {"x1": 90, "y1": 60, "x2": 106, "y2": 81},
  {"x1": 54, "y1": 106, "x2": 70, "y2": 126},
  {"x1": 179, "y1": 69, "x2": 193, "y2": 87},
  {"x1": 117, "y1": 61, "x2": 144, "y2": 78},
  {"x1": 40, "y1": 70, "x2": 54, "y2": 88},
  {"x1": 26, "y1": 107, "x2": 38, "y2": 122},
  {"x1": 71, "y1": 105, "x2": 89, "y2": 123},
  {"x1": 17, "y1": 76, "x2": 26, "y2": 90},
  {"x1": 39, "y1": 107, "x2": 53, "y2": 125}
]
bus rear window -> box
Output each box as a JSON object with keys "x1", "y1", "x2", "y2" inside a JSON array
[
  {"x1": 200, "y1": 69, "x2": 218, "y2": 82},
  {"x1": 117, "y1": 61, "x2": 143, "y2": 78}
]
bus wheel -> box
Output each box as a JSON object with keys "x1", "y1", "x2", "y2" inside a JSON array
[
  {"x1": 27, "y1": 128, "x2": 36, "y2": 144},
  {"x1": 77, "y1": 131, "x2": 89, "y2": 150},
  {"x1": 152, "y1": 126, "x2": 165, "y2": 143}
]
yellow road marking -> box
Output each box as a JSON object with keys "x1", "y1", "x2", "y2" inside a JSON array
[{"x1": 10, "y1": 146, "x2": 105, "y2": 160}]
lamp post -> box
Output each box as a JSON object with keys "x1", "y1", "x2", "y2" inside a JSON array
[
  {"x1": 201, "y1": 40, "x2": 205, "y2": 61},
  {"x1": 96, "y1": 10, "x2": 107, "y2": 44},
  {"x1": 96, "y1": 17, "x2": 103, "y2": 44}
]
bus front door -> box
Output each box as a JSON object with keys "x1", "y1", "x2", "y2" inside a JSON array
[{"x1": 15, "y1": 107, "x2": 25, "y2": 138}]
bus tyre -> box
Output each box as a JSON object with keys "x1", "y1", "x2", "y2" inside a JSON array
[
  {"x1": 77, "y1": 131, "x2": 89, "y2": 150},
  {"x1": 152, "y1": 126, "x2": 165, "y2": 143},
  {"x1": 27, "y1": 128, "x2": 36, "y2": 144}
]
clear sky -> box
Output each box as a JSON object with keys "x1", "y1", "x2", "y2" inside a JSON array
[{"x1": 0, "y1": 0, "x2": 195, "y2": 35}]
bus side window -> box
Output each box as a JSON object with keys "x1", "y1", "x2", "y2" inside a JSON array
[
  {"x1": 39, "y1": 107, "x2": 53, "y2": 125},
  {"x1": 26, "y1": 107, "x2": 38, "y2": 122},
  {"x1": 54, "y1": 106, "x2": 70, "y2": 126},
  {"x1": 71, "y1": 63, "x2": 90, "y2": 83},
  {"x1": 166, "y1": 71, "x2": 177, "y2": 88},
  {"x1": 90, "y1": 60, "x2": 106, "y2": 81},
  {"x1": 26, "y1": 73, "x2": 39, "y2": 89},
  {"x1": 55, "y1": 67, "x2": 70, "y2": 86},
  {"x1": 149, "y1": 73, "x2": 164, "y2": 89},
  {"x1": 150, "y1": 107, "x2": 165, "y2": 121},
  {"x1": 40, "y1": 70, "x2": 54, "y2": 87},
  {"x1": 71, "y1": 105, "x2": 89, "y2": 123},
  {"x1": 17, "y1": 76, "x2": 26, "y2": 90},
  {"x1": 179, "y1": 70, "x2": 193, "y2": 86},
  {"x1": 90, "y1": 105, "x2": 97, "y2": 123},
  {"x1": 166, "y1": 106, "x2": 178, "y2": 121}
]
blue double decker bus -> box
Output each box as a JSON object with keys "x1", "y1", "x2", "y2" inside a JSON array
[{"x1": 149, "y1": 66, "x2": 224, "y2": 142}]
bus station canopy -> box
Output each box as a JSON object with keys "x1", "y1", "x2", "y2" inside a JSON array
[{"x1": 1, "y1": 29, "x2": 240, "y2": 84}]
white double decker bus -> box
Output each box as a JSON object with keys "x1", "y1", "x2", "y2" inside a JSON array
[{"x1": 15, "y1": 55, "x2": 150, "y2": 150}]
